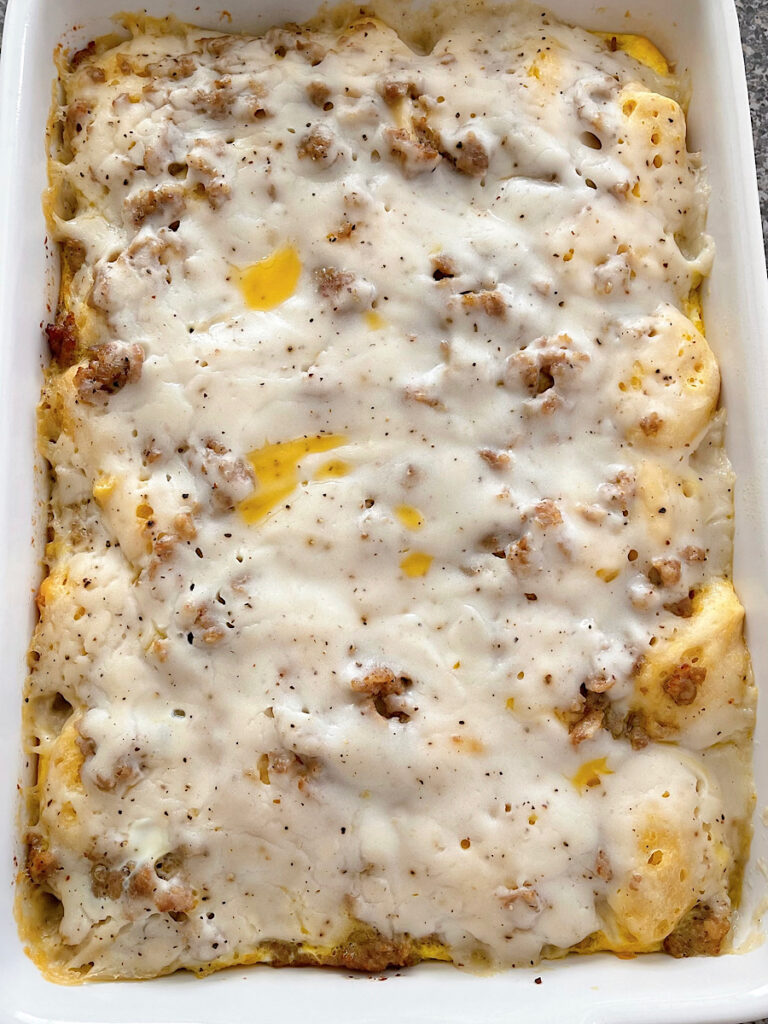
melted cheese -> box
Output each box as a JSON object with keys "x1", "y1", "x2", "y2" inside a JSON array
[{"x1": 23, "y1": 2, "x2": 755, "y2": 981}]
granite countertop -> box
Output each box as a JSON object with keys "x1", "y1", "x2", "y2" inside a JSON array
[
  {"x1": 0, "y1": 0, "x2": 766, "y2": 1019},
  {"x1": 737, "y1": 0, "x2": 768, "y2": 248}
]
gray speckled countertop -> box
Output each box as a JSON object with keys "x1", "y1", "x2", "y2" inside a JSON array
[
  {"x1": 737, "y1": 0, "x2": 768, "y2": 249},
  {"x1": 0, "y1": 0, "x2": 766, "y2": 1019}
]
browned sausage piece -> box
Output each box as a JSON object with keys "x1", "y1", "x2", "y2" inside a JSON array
[
  {"x1": 663, "y1": 901, "x2": 730, "y2": 957},
  {"x1": 45, "y1": 313, "x2": 78, "y2": 366},
  {"x1": 74, "y1": 343, "x2": 144, "y2": 404}
]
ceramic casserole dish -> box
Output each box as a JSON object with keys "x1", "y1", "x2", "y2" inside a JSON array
[{"x1": 1, "y1": 0, "x2": 767, "y2": 1021}]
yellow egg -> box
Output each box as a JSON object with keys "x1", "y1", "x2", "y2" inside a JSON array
[
  {"x1": 238, "y1": 246, "x2": 301, "y2": 311},
  {"x1": 364, "y1": 310, "x2": 386, "y2": 330},
  {"x1": 593, "y1": 32, "x2": 670, "y2": 75},
  {"x1": 400, "y1": 551, "x2": 433, "y2": 578},
  {"x1": 314, "y1": 459, "x2": 351, "y2": 481},
  {"x1": 571, "y1": 757, "x2": 613, "y2": 792},
  {"x1": 596, "y1": 568, "x2": 620, "y2": 583},
  {"x1": 395, "y1": 504, "x2": 425, "y2": 530},
  {"x1": 92, "y1": 475, "x2": 116, "y2": 506},
  {"x1": 239, "y1": 435, "x2": 346, "y2": 523}
]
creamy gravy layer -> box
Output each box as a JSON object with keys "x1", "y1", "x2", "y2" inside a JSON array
[{"x1": 24, "y1": 3, "x2": 755, "y2": 979}]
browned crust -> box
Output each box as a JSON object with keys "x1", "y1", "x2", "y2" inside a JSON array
[{"x1": 259, "y1": 930, "x2": 427, "y2": 971}]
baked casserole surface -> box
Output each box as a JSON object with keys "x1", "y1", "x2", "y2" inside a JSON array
[{"x1": 19, "y1": 2, "x2": 755, "y2": 980}]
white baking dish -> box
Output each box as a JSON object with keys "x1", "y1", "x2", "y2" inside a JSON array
[{"x1": 1, "y1": 0, "x2": 767, "y2": 1021}]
